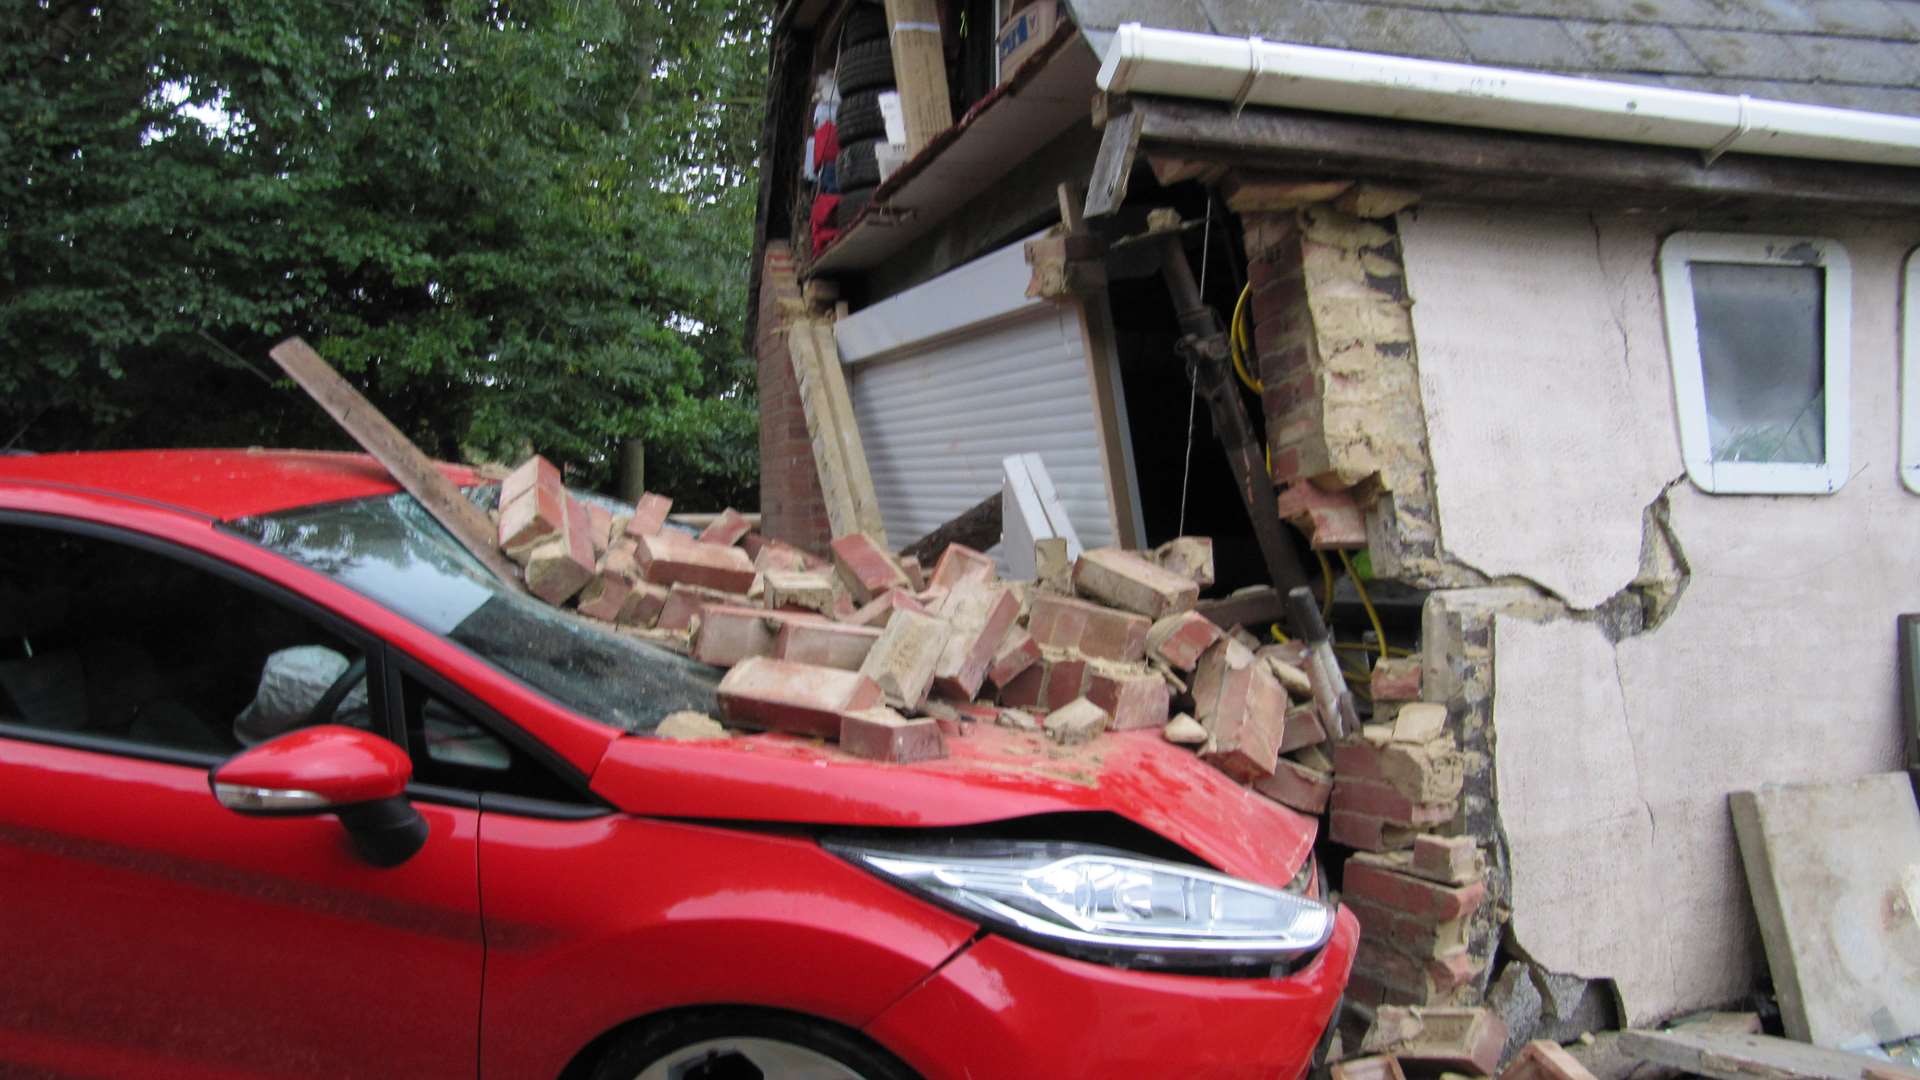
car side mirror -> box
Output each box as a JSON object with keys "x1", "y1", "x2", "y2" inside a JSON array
[{"x1": 211, "y1": 725, "x2": 428, "y2": 867}]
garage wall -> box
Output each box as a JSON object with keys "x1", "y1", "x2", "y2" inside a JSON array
[{"x1": 1400, "y1": 205, "x2": 1920, "y2": 1023}]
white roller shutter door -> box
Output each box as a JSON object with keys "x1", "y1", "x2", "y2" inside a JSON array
[{"x1": 834, "y1": 237, "x2": 1142, "y2": 561}]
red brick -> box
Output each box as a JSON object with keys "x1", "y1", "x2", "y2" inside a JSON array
[
  {"x1": 997, "y1": 661, "x2": 1048, "y2": 710},
  {"x1": 1198, "y1": 662, "x2": 1286, "y2": 782},
  {"x1": 584, "y1": 503, "x2": 615, "y2": 558},
  {"x1": 1086, "y1": 668, "x2": 1171, "y2": 731},
  {"x1": 657, "y1": 582, "x2": 748, "y2": 631},
  {"x1": 1145, "y1": 610, "x2": 1223, "y2": 672},
  {"x1": 858, "y1": 608, "x2": 951, "y2": 710},
  {"x1": 625, "y1": 492, "x2": 673, "y2": 539},
  {"x1": 831, "y1": 534, "x2": 911, "y2": 603},
  {"x1": 930, "y1": 584, "x2": 1020, "y2": 700},
  {"x1": 1370, "y1": 657, "x2": 1423, "y2": 703},
  {"x1": 1028, "y1": 593, "x2": 1150, "y2": 662},
  {"x1": 1252, "y1": 757, "x2": 1333, "y2": 813},
  {"x1": 1072, "y1": 547, "x2": 1199, "y2": 619},
  {"x1": 763, "y1": 569, "x2": 838, "y2": 614},
  {"x1": 1043, "y1": 657, "x2": 1092, "y2": 712},
  {"x1": 1329, "y1": 810, "x2": 1417, "y2": 852},
  {"x1": 524, "y1": 496, "x2": 596, "y2": 604},
  {"x1": 1269, "y1": 445, "x2": 1305, "y2": 486},
  {"x1": 898, "y1": 555, "x2": 927, "y2": 592},
  {"x1": 1332, "y1": 739, "x2": 1465, "y2": 804},
  {"x1": 500, "y1": 454, "x2": 560, "y2": 508},
  {"x1": 1501, "y1": 1040, "x2": 1600, "y2": 1080},
  {"x1": 1343, "y1": 897, "x2": 1472, "y2": 959},
  {"x1": 1412, "y1": 835, "x2": 1479, "y2": 886},
  {"x1": 774, "y1": 620, "x2": 881, "y2": 672},
  {"x1": 929, "y1": 543, "x2": 996, "y2": 590},
  {"x1": 987, "y1": 630, "x2": 1040, "y2": 689},
  {"x1": 617, "y1": 581, "x2": 670, "y2": 627},
  {"x1": 699, "y1": 508, "x2": 752, "y2": 547},
  {"x1": 691, "y1": 604, "x2": 782, "y2": 667},
  {"x1": 1343, "y1": 861, "x2": 1487, "y2": 922},
  {"x1": 1333, "y1": 777, "x2": 1454, "y2": 827},
  {"x1": 499, "y1": 480, "x2": 565, "y2": 559},
  {"x1": 717, "y1": 657, "x2": 883, "y2": 738},
  {"x1": 843, "y1": 589, "x2": 929, "y2": 628},
  {"x1": 636, "y1": 529, "x2": 757, "y2": 593},
  {"x1": 575, "y1": 568, "x2": 631, "y2": 621},
  {"x1": 1280, "y1": 703, "x2": 1328, "y2": 753},
  {"x1": 839, "y1": 707, "x2": 946, "y2": 763}
]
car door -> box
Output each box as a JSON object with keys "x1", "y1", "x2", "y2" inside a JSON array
[{"x1": 0, "y1": 514, "x2": 482, "y2": 1080}]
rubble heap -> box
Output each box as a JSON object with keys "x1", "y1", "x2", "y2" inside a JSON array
[{"x1": 488, "y1": 454, "x2": 1339, "y2": 780}]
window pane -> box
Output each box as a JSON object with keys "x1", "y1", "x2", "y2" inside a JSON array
[
  {"x1": 1690, "y1": 262, "x2": 1826, "y2": 464},
  {"x1": 0, "y1": 525, "x2": 369, "y2": 756}
]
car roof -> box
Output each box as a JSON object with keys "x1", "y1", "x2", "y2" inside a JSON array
[{"x1": 0, "y1": 449, "x2": 486, "y2": 521}]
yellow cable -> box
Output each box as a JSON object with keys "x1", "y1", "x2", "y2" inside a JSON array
[
  {"x1": 1338, "y1": 549, "x2": 1388, "y2": 662},
  {"x1": 1230, "y1": 283, "x2": 1263, "y2": 394},
  {"x1": 1334, "y1": 642, "x2": 1416, "y2": 658}
]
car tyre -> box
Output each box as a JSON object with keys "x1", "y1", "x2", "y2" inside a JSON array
[
  {"x1": 836, "y1": 138, "x2": 885, "y2": 191},
  {"x1": 836, "y1": 39, "x2": 896, "y2": 96},
  {"x1": 589, "y1": 1008, "x2": 919, "y2": 1080},
  {"x1": 841, "y1": 2, "x2": 889, "y2": 47},
  {"x1": 837, "y1": 89, "x2": 889, "y2": 143}
]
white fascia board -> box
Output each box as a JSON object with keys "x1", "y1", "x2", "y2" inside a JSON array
[{"x1": 1096, "y1": 23, "x2": 1920, "y2": 169}]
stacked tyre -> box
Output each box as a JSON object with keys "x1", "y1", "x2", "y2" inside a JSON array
[{"x1": 835, "y1": 3, "x2": 893, "y2": 227}]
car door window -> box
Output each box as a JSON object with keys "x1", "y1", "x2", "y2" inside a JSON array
[
  {"x1": 392, "y1": 662, "x2": 588, "y2": 805},
  {"x1": 0, "y1": 522, "x2": 374, "y2": 758}
]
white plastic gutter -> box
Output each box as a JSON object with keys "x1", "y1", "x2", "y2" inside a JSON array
[{"x1": 1095, "y1": 22, "x2": 1920, "y2": 169}]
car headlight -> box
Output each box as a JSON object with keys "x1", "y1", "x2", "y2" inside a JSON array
[{"x1": 823, "y1": 837, "x2": 1333, "y2": 972}]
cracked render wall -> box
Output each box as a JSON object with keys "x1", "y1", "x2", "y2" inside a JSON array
[{"x1": 1398, "y1": 205, "x2": 1920, "y2": 1024}]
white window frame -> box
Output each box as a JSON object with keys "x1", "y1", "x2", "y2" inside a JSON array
[
  {"x1": 1658, "y1": 232, "x2": 1851, "y2": 495},
  {"x1": 1903, "y1": 248, "x2": 1919, "y2": 495}
]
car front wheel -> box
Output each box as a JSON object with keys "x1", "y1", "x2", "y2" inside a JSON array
[{"x1": 589, "y1": 1008, "x2": 919, "y2": 1080}]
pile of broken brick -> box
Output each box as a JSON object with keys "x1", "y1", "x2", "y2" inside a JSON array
[
  {"x1": 492, "y1": 453, "x2": 1336, "y2": 773},
  {"x1": 1338, "y1": 1006, "x2": 1600, "y2": 1080}
]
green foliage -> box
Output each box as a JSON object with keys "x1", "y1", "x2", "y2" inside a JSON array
[{"x1": 1, "y1": 0, "x2": 766, "y2": 508}]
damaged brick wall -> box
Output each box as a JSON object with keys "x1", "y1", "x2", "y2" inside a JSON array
[
  {"x1": 755, "y1": 241, "x2": 833, "y2": 555},
  {"x1": 1240, "y1": 201, "x2": 1464, "y2": 585}
]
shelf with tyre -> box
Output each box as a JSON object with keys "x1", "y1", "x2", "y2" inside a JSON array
[{"x1": 831, "y1": 5, "x2": 901, "y2": 232}]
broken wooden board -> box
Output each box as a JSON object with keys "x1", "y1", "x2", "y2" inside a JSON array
[
  {"x1": 1619, "y1": 1028, "x2": 1920, "y2": 1080},
  {"x1": 881, "y1": 0, "x2": 951, "y2": 156},
  {"x1": 1002, "y1": 452, "x2": 1081, "y2": 581},
  {"x1": 786, "y1": 319, "x2": 886, "y2": 545},
  {"x1": 898, "y1": 492, "x2": 1001, "y2": 567},
  {"x1": 806, "y1": 320, "x2": 886, "y2": 544},
  {"x1": 1730, "y1": 772, "x2": 1920, "y2": 1050},
  {"x1": 268, "y1": 338, "x2": 526, "y2": 593}
]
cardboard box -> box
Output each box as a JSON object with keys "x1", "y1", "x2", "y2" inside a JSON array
[{"x1": 996, "y1": 1, "x2": 1064, "y2": 85}]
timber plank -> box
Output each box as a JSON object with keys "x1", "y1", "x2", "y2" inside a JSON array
[
  {"x1": 881, "y1": 0, "x2": 952, "y2": 155},
  {"x1": 269, "y1": 337, "x2": 526, "y2": 593},
  {"x1": 807, "y1": 321, "x2": 887, "y2": 544}
]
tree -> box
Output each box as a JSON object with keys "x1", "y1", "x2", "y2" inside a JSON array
[{"x1": 0, "y1": 0, "x2": 767, "y2": 507}]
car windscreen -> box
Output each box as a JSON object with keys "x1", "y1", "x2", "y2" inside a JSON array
[{"x1": 225, "y1": 492, "x2": 720, "y2": 734}]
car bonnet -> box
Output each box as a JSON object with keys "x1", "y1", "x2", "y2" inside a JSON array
[{"x1": 589, "y1": 725, "x2": 1316, "y2": 890}]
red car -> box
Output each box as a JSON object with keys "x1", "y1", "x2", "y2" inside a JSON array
[{"x1": 0, "y1": 449, "x2": 1355, "y2": 1080}]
